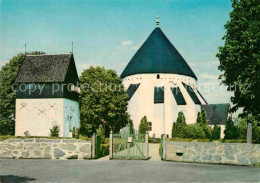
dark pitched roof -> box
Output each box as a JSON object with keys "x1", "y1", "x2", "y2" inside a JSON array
[
  {"x1": 201, "y1": 104, "x2": 230, "y2": 125},
  {"x1": 120, "y1": 27, "x2": 197, "y2": 79},
  {"x1": 15, "y1": 54, "x2": 76, "y2": 83}
]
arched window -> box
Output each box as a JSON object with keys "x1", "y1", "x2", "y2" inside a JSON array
[{"x1": 157, "y1": 74, "x2": 160, "y2": 79}]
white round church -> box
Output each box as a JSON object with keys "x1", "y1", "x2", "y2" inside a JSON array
[{"x1": 121, "y1": 18, "x2": 207, "y2": 138}]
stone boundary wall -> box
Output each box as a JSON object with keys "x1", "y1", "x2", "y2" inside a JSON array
[
  {"x1": 165, "y1": 141, "x2": 260, "y2": 166},
  {"x1": 0, "y1": 138, "x2": 92, "y2": 160}
]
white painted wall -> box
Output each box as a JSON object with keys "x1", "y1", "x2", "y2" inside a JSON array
[
  {"x1": 15, "y1": 98, "x2": 79, "y2": 137},
  {"x1": 123, "y1": 73, "x2": 207, "y2": 138}
]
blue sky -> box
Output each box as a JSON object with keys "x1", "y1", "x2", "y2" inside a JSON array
[{"x1": 0, "y1": 0, "x2": 233, "y2": 104}]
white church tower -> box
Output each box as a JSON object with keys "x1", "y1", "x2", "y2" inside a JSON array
[
  {"x1": 15, "y1": 54, "x2": 80, "y2": 137},
  {"x1": 121, "y1": 17, "x2": 207, "y2": 137}
]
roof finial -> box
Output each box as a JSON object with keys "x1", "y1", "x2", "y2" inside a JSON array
[
  {"x1": 71, "y1": 42, "x2": 73, "y2": 54},
  {"x1": 156, "y1": 15, "x2": 160, "y2": 27},
  {"x1": 24, "y1": 43, "x2": 26, "y2": 55}
]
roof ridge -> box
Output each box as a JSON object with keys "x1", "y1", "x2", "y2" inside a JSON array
[{"x1": 26, "y1": 54, "x2": 72, "y2": 56}]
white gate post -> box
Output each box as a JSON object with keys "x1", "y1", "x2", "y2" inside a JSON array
[
  {"x1": 109, "y1": 131, "x2": 113, "y2": 159},
  {"x1": 145, "y1": 132, "x2": 149, "y2": 159},
  {"x1": 163, "y1": 134, "x2": 166, "y2": 160},
  {"x1": 92, "y1": 133, "x2": 96, "y2": 159}
]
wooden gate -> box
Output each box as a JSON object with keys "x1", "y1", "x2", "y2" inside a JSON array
[{"x1": 110, "y1": 133, "x2": 148, "y2": 160}]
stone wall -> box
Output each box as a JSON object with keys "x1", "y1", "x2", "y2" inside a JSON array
[
  {"x1": 0, "y1": 138, "x2": 92, "y2": 160},
  {"x1": 165, "y1": 141, "x2": 260, "y2": 166}
]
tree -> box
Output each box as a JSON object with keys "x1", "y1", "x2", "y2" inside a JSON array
[
  {"x1": 96, "y1": 124, "x2": 105, "y2": 143},
  {"x1": 196, "y1": 112, "x2": 202, "y2": 124},
  {"x1": 80, "y1": 66, "x2": 129, "y2": 136},
  {"x1": 216, "y1": 0, "x2": 260, "y2": 143},
  {"x1": 172, "y1": 112, "x2": 186, "y2": 138},
  {"x1": 138, "y1": 116, "x2": 148, "y2": 134},
  {"x1": 224, "y1": 117, "x2": 239, "y2": 139},
  {"x1": 0, "y1": 52, "x2": 45, "y2": 135},
  {"x1": 212, "y1": 124, "x2": 221, "y2": 140},
  {"x1": 201, "y1": 110, "x2": 207, "y2": 125}
]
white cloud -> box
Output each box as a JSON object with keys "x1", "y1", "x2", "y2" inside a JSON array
[
  {"x1": 199, "y1": 73, "x2": 219, "y2": 80},
  {"x1": 122, "y1": 40, "x2": 132, "y2": 46},
  {"x1": 189, "y1": 61, "x2": 219, "y2": 68}
]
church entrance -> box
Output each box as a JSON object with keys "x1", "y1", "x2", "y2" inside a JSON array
[{"x1": 109, "y1": 133, "x2": 149, "y2": 160}]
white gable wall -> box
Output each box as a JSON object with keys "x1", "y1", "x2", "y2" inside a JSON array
[{"x1": 15, "y1": 98, "x2": 79, "y2": 137}]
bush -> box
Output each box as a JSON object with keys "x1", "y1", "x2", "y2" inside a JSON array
[
  {"x1": 172, "y1": 112, "x2": 186, "y2": 138},
  {"x1": 201, "y1": 110, "x2": 207, "y2": 125},
  {"x1": 138, "y1": 116, "x2": 148, "y2": 134},
  {"x1": 100, "y1": 143, "x2": 109, "y2": 157},
  {"x1": 96, "y1": 125, "x2": 105, "y2": 143},
  {"x1": 237, "y1": 118, "x2": 247, "y2": 139},
  {"x1": 202, "y1": 125, "x2": 212, "y2": 139},
  {"x1": 224, "y1": 118, "x2": 239, "y2": 139},
  {"x1": 72, "y1": 127, "x2": 80, "y2": 139},
  {"x1": 185, "y1": 123, "x2": 206, "y2": 139},
  {"x1": 168, "y1": 138, "x2": 211, "y2": 142},
  {"x1": 50, "y1": 125, "x2": 60, "y2": 137},
  {"x1": 0, "y1": 118, "x2": 15, "y2": 135},
  {"x1": 212, "y1": 124, "x2": 221, "y2": 140}
]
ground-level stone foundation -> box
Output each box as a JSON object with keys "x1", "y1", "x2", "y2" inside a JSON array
[
  {"x1": 0, "y1": 138, "x2": 92, "y2": 160},
  {"x1": 165, "y1": 141, "x2": 260, "y2": 166}
]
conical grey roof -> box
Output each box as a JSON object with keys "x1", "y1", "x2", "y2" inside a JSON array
[{"x1": 121, "y1": 27, "x2": 197, "y2": 79}]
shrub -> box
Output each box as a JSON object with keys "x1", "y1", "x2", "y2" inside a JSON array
[
  {"x1": 196, "y1": 112, "x2": 202, "y2": 124},
  {"x1": 50, "y1": 125, "x2": 60, "y2": 137},
  {"x1": 185, "y1": 123, "x2": 206, "y2": 139},
  {"x1": 237, "y1": 118, "x2": 247, "y2": 139},
  {"x1": 201, "y1": 110, "x2": 207, "y2": 125},
  {"x1": 100, "y1": 143, "x2": 109, "y2": 157},
  {"x1": 172, "y1": 112, "x2": 186, "y2": 138},
  {"x1": 224, "y1": 118, "x2": 239, "y2": 139},
  {"x1": 138, "y1": 116, "x2": 148, "y2": 134},
  {"x1": 96, "y1": 125, "x2": 105, "y2": 143},
  {"x1": 24, "y1": 131, "x2": 30, "y2": 137},
  {"x1": 72, "y1": 127, "x2": 80, "y2": 139},
  {"x1": 212, "y1": 124, "x2": 221, "y2": 140},
  {"x1": 0, "y1": 118, "x2": 15, "y2": 136}
]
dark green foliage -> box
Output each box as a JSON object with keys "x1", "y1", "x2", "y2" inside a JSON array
[
  {"x1": 217, "y1": 0, "x2": 260, "y2": 118},
  {"x1": 196, "y1": 112, "x2": 202, "y2": 124},
  {"x1": 212, "y1": 124, "x2": 221, "y2": 140},
  {"x1": 80, "y1": 66, "x2": 129, "y2": 136},
  {"x1": 50, "y1": 125, "x2": 60, "y2": 137},
  {"x1": 185, "y1": 123, "x2": 206, "y2": 139},
  {"x1": 224, "y1": 118, "x2": 239, "y2": 139},
  {"x1": 237, "y1": 117, "x2": 260, "y2": 142},
  {"x1": 237, "y1": 118, "x2": 247, "y2": 139},
  {"x1": 138, "y1": 116, "x2": 148, "y2": 134},
  {"x1": 0, "y1": 119, "x2": 14, "y2": 135},
  {"x1": 100, "y1": 143, "x2": 109, "y2": 157},
  {"x1": 96, "y1": 125, "x2": 105, "y2": 143},
  {"x1": 0, "y1": 52, "x2": 45, "y2": 135},
  {"x1": 72, "y1": 127, "x2": 80, "y2": 139},
  {"x1": 172, "y1": 112, "x2": 186, "y2": 138},
  {"x1": 201, "y1": 110, "x2": 207, "y2": 125}
]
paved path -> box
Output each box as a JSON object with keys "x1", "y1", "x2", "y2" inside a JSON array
[
  {"x1": 1, "y1": 159, "x2": 259, "y2": 183},
  {"x1": 148, "y1": 143, "x2": 161, "y2": 161}
]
